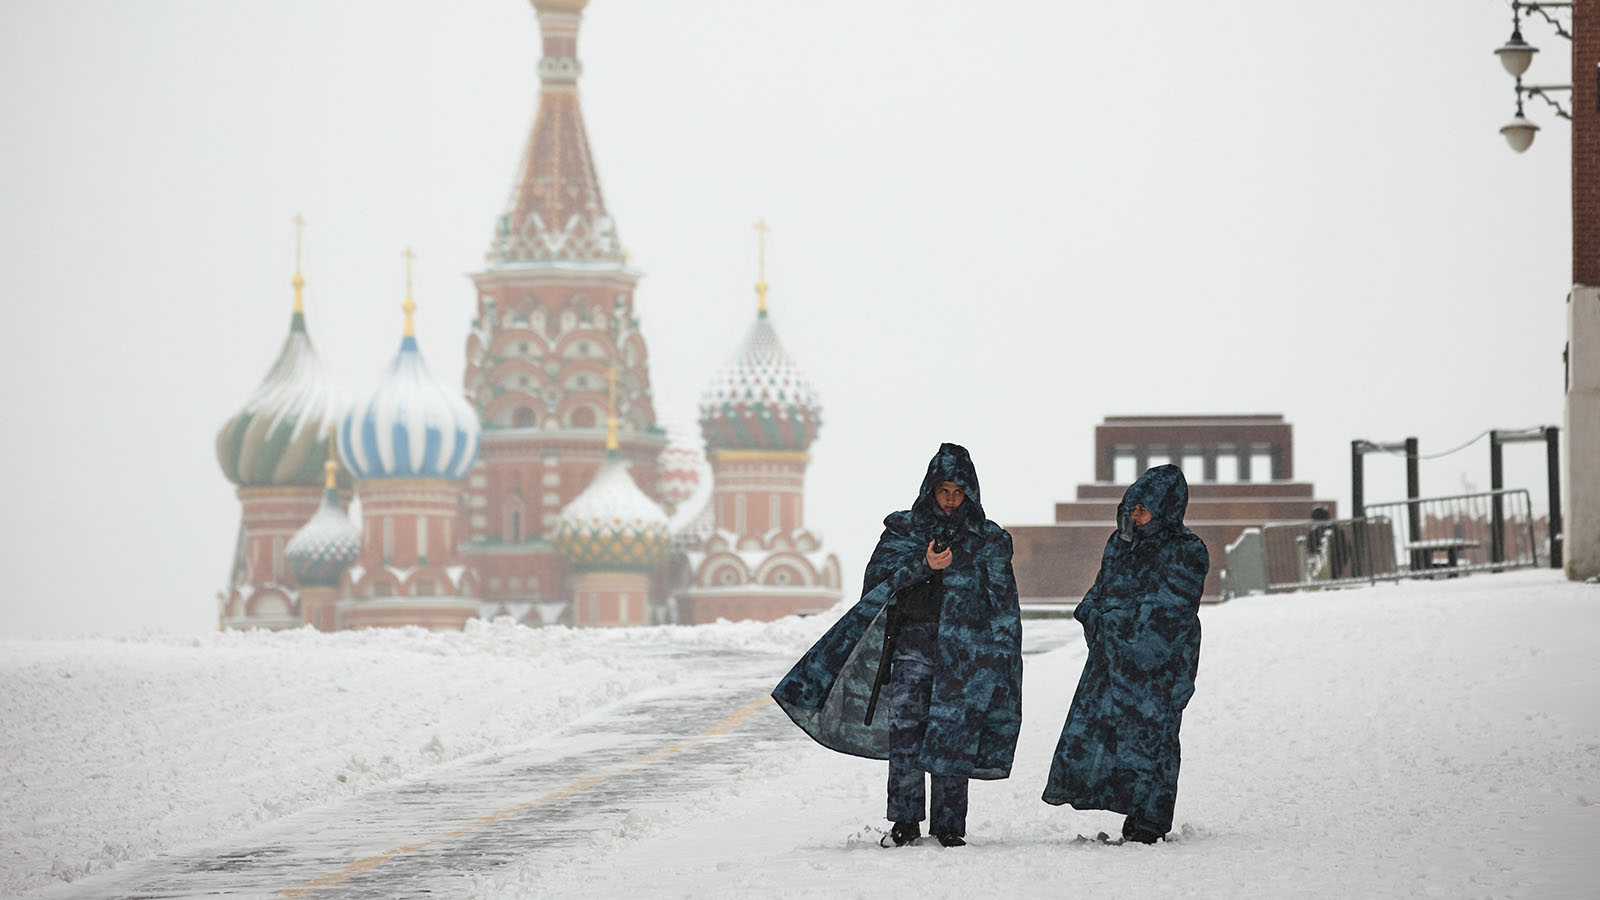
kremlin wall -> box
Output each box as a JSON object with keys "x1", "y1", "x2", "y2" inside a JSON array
[{"x1": 215, "y1": 0, "x2": 840, "y2": 630}]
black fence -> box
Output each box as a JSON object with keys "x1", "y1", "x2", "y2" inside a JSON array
[
  {"x1": 1249, "y1": 489, "x2": 1541, "y2": 593},
  {"x1": 1364, "y1": 489, "x2": 1542, "y2": 576}
]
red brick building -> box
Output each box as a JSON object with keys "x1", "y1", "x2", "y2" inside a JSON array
[
  {"x1": 216, "y1": 0, "x2": 838, "y2": 630},
  {"x1": 1008, "y1": 415, "x2": 1336, "y2": 605}
]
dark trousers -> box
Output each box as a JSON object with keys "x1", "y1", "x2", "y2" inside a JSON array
[{"x1": 885, "y1": 650, "x2": 968, "y2": 836}]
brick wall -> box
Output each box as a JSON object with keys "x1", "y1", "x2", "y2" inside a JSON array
[{"x1": 1577, "y1": 1, "x2": 1600, "y2": 285}]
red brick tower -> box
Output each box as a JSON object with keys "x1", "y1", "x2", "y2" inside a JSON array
[
  {"x1": 215, "y1": 219, "x2": 350, "y2": 630},
  {"x1": 461, "y1": 0, "x2": 665, "y2": 620},
  {"x1": 674, "y1": 226, "x2": 842, "y2": 623},
  {"x1": 339, "y1": 259, "x2": 483, "y2": 630},
  {"x1": 551, "y1": 374, "x2": 671, "y2": 626}
]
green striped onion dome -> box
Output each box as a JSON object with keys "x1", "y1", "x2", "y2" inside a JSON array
[{"x1": 217, "y1": 312, "x2": 349, "y2": 488}]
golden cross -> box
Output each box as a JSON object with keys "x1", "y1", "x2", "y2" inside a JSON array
[
  {"x1": 291, "y1": 213, "x2": 307, "y2": 313},
  {"x1": 605, "y1": 366, "x2": 619, "y2": 452},
  {"x1": 753, "y1": 218, "x2": 770, "y2": 282},
  {"x1": 401, "y1": 247, "x2": 418, "y2": 337},
  {"x1": 324, "y1": 427, "x2": 339, "y2": 491},
  {"x1": 753, "y1": 218, "x2": 771, "y2": 314},
  {"x1": 292, "y1": 213, "x2": 306, "y2": 274}
]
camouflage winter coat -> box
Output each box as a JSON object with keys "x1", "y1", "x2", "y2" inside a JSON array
[
  {"x1": 1042, "y1": 464, "x2": 1208, "y2": 833},
  {"x1": 771, "y1": 443, "x2": 1023, "y2": 779}
]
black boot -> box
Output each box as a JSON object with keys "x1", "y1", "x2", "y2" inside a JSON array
[
  {"x1": 882, "y1": 821, "x2": 921, "y2": 847},
  {"x1": 931, "y1": 831, "x2": 966, "y2": 847},
  {"x1": 1121, "y1": 816, "x2": 1163, "y2": 845}
]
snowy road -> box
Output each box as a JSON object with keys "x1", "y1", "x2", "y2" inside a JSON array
[{"x1": 36, "y1": 646, "x2": 798, "y2": 900}]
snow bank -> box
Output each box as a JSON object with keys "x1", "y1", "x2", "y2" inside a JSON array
[
  {"x1": 7, "y1": 573, "x2": 1598, "y2": 899},
  {"x1": 467, "y1": 570, "x2": 1600, "y2": 900},
  {"x1": 0, "y1": 614, "x2": 829, "y2": 896}
]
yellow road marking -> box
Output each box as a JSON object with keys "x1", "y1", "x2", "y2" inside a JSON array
[{"x1": 277, "y1": 693, "x2": 771, "y2": 899}]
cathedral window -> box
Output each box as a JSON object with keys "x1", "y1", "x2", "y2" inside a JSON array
[
  {"x1": 503, "y1": 496, "x2": 526, "y2": 543},
  {"x1": 513, "y1": 407, "x2": 535, "y2": 428},
  {"x1": 571, "y1": 406, "x2": 597, "y2": 428}
]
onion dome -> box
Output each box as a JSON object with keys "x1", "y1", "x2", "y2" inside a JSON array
[
  {"x1": 286, "y1": 452, "x2": 361, "y2": 588},
  {"x1": 699, "y1": 287, "x2": 822, "y2": 453},
  {"x1": 340, "y1": 262, "x2": 480, "y2": 481},
  {"x1": 217, "y1": 248, "x2": 349, "y2": 488},
  {"x1": 655, "y1": 424, "x2": 706, "y2": 514},
  {"x1": 552, "y1": 379, "x2": 670, "y2": 571}
]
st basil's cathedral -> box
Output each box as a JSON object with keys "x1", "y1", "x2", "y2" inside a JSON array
[{"x1": 214, "y1": 0, "x2": 841, "y2": 630}]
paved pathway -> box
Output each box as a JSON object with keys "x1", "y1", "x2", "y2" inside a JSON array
[{"x1": 41, "y1": 646, "x2": 795, "y2": 900}]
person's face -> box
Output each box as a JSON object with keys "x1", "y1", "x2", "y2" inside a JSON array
[
  {"x1": 1130, "y1": 503, "x2": 1152, "y2": 527},
  {"x1": 935, "y1": 481, "x2": 965, "y2": 515}
]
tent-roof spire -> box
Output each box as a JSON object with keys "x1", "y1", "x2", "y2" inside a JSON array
[{"x1": 488, "y1": 0, "x2": 621, "y2": 264}]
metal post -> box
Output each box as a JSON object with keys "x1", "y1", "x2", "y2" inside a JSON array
[
  {"x1": 1489, "y1": 430, "x2": 1506, "y2": 564},
  {"x1": 1351, "y1": 440, "x2": 1366, "y2": 518},
  {"x1": 1406, "y1": 436, "x2": 1424, "y2": 573},
  {"x1": 1547, "y1": 425, "x2": 1564, "y2": 568},
  {"x1": 1351, "y1": 440, "x2": 1367, "y2": 577}
]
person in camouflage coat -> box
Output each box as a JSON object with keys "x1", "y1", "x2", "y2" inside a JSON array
[
  {"x1": 772, "y1": 443, "x2": 1022, "y2": 847},
  {"x1": 1042, "y1": 464, "x2": 1208, "y2": 843}
]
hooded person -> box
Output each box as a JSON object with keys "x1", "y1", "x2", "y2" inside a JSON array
[
  {"x1": 772, "y1": 443, "x2": 1022, "y2": 847},
  {"x1": 1041, "y1": 463, "x2": 1208, "y2": 844}
]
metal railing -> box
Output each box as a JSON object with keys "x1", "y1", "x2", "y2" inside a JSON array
[
  {"x1": 1252, "y1": 489, "x2": 1542, "y2": 593},
  {"x1": 1364, "y1": 488, "x2": 1542, "y2": 576},
  {"x1": 1258, "y1": 515, "x2": 1400, "y2": 592}
]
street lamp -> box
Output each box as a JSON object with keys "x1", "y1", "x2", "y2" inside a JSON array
[
  {"x1": 1494, "y1": 2, "x2": 1572, "y2": 152},
  {"x1": 1500, "y1": 104, "x2": 1540, "y2": 153},
  {"x1": 1495, "y1": 28, "x2": 1538, "y2": 77}
]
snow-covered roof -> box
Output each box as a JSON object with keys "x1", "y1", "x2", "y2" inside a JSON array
[
  {"x1": 285, "y1": 488, "x2": 361, "y2": 588},
  {"x1": 551, "y1": 452, "x2": 670, "y2": 571},
  {"x1": 216, "y1": 311, "x2": 349, "y2": 488},
  {"x1": 341, "y1": 334, "x2": 480, "y2": 482},
  {"x1": 698, "y1": 312, "x2": 821, "y2": 452}
]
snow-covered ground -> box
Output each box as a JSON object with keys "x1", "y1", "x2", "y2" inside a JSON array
[{"x1": 4, "y1": 570, "x2": 1598, "y2": 899}]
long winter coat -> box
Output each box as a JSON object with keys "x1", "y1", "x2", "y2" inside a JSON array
[
  {"x1": 771, "y1": 443, "x2": 1023, "y2": 779},
  {"x1": 1042, "y1": 464, "x2": 1208, "y2": 833}
]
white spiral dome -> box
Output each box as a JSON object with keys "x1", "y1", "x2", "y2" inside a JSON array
[{"x1": 340, "y1": 334, "x2": 480, "y2": 481}]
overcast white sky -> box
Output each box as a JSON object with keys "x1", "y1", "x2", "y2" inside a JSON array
[{"x1": 0, "y1": 0, "x2": 1572, "y2": 637}]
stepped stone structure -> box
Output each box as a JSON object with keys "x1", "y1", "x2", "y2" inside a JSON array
[{"x1": 1008, "y1": 415, "x2": 1336, "y2": 604}]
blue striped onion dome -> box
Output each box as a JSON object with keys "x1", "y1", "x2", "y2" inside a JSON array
[
  {"x1": 699, "y1": 311, "x2": 821, "y2": 452},
  {"x1": 551, "y1": 452, "x2": 671, "y2": 572},
  {"x1": 217, "y1": 312, "x2": 350, "y2": 488},
  {"x1": 340, "y1": 334, "x2": 480, "y2": 481},
  {"x1": 285, "y1": 484, "x2": 361, "y2": 587}
]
